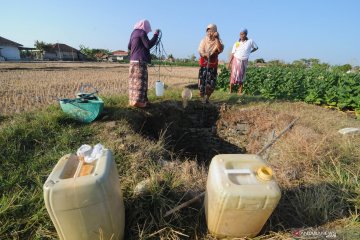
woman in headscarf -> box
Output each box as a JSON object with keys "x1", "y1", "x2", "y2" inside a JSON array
[
  {"x1": 227, "y1": 28, "x2": 258, "y2": 95},
  {"x1": 198, "y1": 24, "x2": 224, "y2": 103},
  {"x1": 128, "y1": 19, "x2": 159, "y2": 108}
]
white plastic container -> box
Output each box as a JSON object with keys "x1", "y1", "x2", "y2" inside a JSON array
[
  {"x1": 155, "y1": 80, "x2": 164, "y2": 96},
  {"x1": 43, "y1": 149, "x2": 125, "y2": 240},
  {"x1": 205, "y1": 154, "x2": 281, "y2": 238}
]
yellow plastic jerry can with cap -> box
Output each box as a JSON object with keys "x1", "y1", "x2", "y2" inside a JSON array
[
  {"x1": 205, "y1": 154, "x2": 281, "y2": 238},
  {"x1": 43, "y1": 149, "x2": 125, "y2": 240}
]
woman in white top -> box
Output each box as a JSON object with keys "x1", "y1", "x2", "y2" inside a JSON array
[{"x1": 227, "y1": 28, "x2": 258, "y2": 95}]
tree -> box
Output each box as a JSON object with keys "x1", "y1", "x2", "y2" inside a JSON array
[
  {"x1": 295, "y1": 58, "x2": 327, "y2": 69},
  {"x1": 341, "y1": 64, "x2": 352, "y2": 72},
  {"x1": 34, "y1": 40, "x2": 52, "y2": 52},
  {"x1": 150, "y1": 53, "x2": 158, "y2": 60},
  {"x1": 309, "y1": 58, "x2": 320, "y2": 65},
  {"x1": 79, "y1": 45, "x2": 95, "y2": 60},
  {"x1": 333, "y1": 64, "x2": 353, "y2": 73},
  {"x1": 79, "y1": 45, "x2": 112, "y2": 61},
  {"x1": 167, "y1": 54, "x2": 175, "y2": 62},
  {"x1": 254, "y1": 58, "x2": 265, "y2": 64},
  {"x1": 34, "y1": 40, "x2": 53, "y2": 60},
  {"x1": 267, "y1": 59, "x2": 285, "y2": 66},
  {"x1": 292, "y1": 60, "x2": 307, "y2": 67}
]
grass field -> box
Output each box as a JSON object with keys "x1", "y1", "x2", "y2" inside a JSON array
[
  {"x1": 0, "y1": 62, "x2": 359, "y2": 239},
  {"x1": 0, "y1": 62, "x2": 198, "y2": 115}
]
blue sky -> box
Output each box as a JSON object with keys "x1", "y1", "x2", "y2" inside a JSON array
[{"x1": 1, "y1": 0, "x2": 359, "y2": 65}]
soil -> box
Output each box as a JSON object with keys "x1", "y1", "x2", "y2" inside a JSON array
[{"x1": 131, "y1": 101, "x2": 295, "y2": 164}]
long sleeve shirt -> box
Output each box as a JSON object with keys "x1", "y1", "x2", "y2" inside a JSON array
[{"x1": 128, "y1": 29, "x2": 158, "y2": 63}]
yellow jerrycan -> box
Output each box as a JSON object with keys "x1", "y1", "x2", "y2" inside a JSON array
[
  {"x1": 43, "y1": 149, "x2": 125, "y2": 240},
  {"x1": 205, "y1": 154, "x2": 281, "y2": 238}
]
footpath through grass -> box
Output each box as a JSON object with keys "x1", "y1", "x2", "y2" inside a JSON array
[{"x1": 0, "y1": 89, "x2": 359, "y2": 239}]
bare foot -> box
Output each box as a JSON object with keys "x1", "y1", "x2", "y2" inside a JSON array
[
  {"x1": 202, "y1": 95, "x2": 210, "y2": 104},
  {"x1": 202, "y1": 96, "x2": 206, "y2": 104}
]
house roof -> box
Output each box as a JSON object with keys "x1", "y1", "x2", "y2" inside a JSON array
[
  {"x1": 0, "y1": 36, "x2": 23, "y2": 47},
  {"x1": 95, "y1": 52, "x2": 108, "y2": 59},
  {"x1": 112, "y1": 50, "x2": 128, "y2": 56},
  {"x1": 50, "y1": 43, "x2": 78, "y2": 52},
  {"x1": 19, "y1": 46, "x2": 36, "y2": 50}
]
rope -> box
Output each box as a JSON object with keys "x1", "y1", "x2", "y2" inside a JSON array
[{"x1": 150, "y1": 30, "x2": 172, "y2": 79}]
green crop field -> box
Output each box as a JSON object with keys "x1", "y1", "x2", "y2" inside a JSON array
[{"x1": 217, "y1": 65, "x2": 360, "y2": 118}]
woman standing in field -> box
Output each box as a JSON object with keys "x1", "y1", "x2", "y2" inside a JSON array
[
  {"x1": 227, "y1": 28, "x2": 258, "y2": 95},
  {"x1": 128, "y1": 19, "x2": 159, "y2": 108},
  {"x1": 198, "y1": 24, "x2": 224, "y2": 103}
]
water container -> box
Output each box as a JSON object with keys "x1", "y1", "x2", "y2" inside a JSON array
[
  {"x1": 205, "y1": 154, "x2": 281, "y2": 238},
  {"x1": 155, "y1": 80, "x2": 164, "y2": 96},
  {"x1": 43, "y1": 149, "x2": 125, "y2": 240},
  {"x1": 181, "y1": 88, "x2": 192, "y2": 100}
]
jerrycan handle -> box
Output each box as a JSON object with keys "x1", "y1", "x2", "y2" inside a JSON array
[{"x1": 224, "y1": 169, "x2": 252, "y2": 174}]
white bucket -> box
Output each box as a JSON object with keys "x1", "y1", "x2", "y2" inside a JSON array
[{"x1": 155, "y1": 80, "x2": 164, "y2": 96}]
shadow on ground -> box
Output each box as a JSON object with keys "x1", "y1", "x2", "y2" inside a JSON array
[{"x1": 101, "y1": 100, "x2": 246, "y2": 164}]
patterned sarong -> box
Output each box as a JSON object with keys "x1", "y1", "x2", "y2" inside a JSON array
[
  {"x1": 198, "y1": 67, "x2": 218, "y2": 97},
  {"x1": 129, "y1": 61, "x2": 148, "y2": 107},
  {"x1": 230, "y1": 58, "x2": 248, "y2": 84}
]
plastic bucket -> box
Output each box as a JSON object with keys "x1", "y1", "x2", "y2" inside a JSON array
[{"x1": 155, "y1": 80, "x2": 164, "y2": 96}]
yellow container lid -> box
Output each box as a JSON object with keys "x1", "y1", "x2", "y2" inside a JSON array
[{"x1": 256, "y1": 166, "x2": 273, "y2": 181}]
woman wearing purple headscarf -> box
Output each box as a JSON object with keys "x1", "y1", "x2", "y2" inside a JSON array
[
  {"x1": 227, "y1": 28, "x2": 258, "y2": 95},
  {"x1": 128, "y1": 19, "x2": 159, "y2": 108}
]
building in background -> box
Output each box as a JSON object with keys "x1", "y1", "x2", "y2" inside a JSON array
[
  {"x1": 0, "y1": 36, "x2": 22, "y2": 61},
  {"x1": 111, "y1": 50, "x2": 129, "y2": 61},
  {"x1": 39, "y1": 43, "x2": 86, "y2": 61}
]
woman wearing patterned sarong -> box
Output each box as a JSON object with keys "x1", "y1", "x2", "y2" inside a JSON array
[
  {"x1": 128, "y1": 19, "x2": 159, "y2": 107},
  {"x1": 227, "y1": 28, "x2": 258, "y2": 95},
  {"x1": 198, "y1": 24, "x2": 224, "y2": 103}
]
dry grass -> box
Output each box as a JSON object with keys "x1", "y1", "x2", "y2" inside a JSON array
[
  {"x1": 218, "y1": 101, "x2": 360, "y2": 188},
  {"x1": 215, "y1": 101, "x2": 359, "y2": 237},
  {"x1": 0, "y1": 62, "x2": 198, "y2": 115}
]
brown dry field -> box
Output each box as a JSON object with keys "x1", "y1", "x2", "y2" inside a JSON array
[{"x1": 0, "y1": 62, "x2": 198, "y2": 115}]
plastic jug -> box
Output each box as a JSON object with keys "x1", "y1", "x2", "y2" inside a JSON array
[
  {"x1": 181, "y1": 88, "x2": 192, "y2": 100},
  {"x1": 205, "y1": 154, "x2": 281, "y2": 238},
  {"x1": 43, "y1": 149, "x2": 125, "y2": 240},
  {"x1": 181, "y1": 88, "x2": 192, "y2": 108},
  {"x1": 155, "y1": 80, "x2": 164, "y2": 96}
]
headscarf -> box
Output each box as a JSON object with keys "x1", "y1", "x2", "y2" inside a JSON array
[
  {"x1": 239, "y1": 28, "x2": 248, "y2": 41},
  {"x1": 206, "y1": 23, "x2": 217, "y2": 33},
  {"x1": 198, "y1": 24, "x2": 223, "y2": 56},
  {"x1": 240, "y1": 28, "x2": 248, "y2": 35},
  {"x1": 134, "y1": 19, "x2": 152, "y2": 34}
]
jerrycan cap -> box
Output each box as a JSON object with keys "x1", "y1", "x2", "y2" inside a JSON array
[{"x1": 256, "y1": 166, "x2": 273, "y2": 181}]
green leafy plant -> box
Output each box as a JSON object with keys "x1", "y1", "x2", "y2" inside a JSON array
[{"x1": 216, "y1": 64, "x2": 360, "y2": 114}]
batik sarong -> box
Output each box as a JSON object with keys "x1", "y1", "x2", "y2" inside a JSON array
[
  {"x1": 198, "y1": 67, "x2": 217, "y2": 97},
  {"x1": 129, "y1": 61, "x2": 149, "y2": 107}
]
